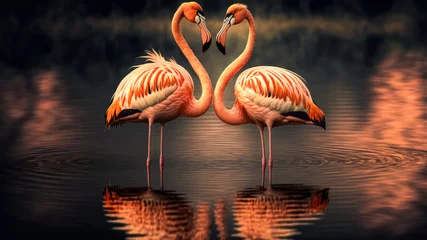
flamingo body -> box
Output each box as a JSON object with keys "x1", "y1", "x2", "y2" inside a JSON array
[
  {"x1": 105, "y1": 50, "x2": 194, "y2": 127},
  {"x1": 235, "y1": 66, "x2": 325, "y2": 129}
]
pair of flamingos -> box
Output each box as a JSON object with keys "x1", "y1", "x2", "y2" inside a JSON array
[{"x1": 105, "y1": 2, "x2": 326, "y2": 187}]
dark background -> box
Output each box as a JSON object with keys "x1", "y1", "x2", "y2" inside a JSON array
[
  {"x1": 1, "y1": 0, "x2": 427, "y2": 69},
  {"x1": 1, "y1": 1, "x2": 427, "y2": 240}
]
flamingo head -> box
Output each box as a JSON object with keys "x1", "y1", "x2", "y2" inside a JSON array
[
  {"x1": 181, "y1": 2, "x2": 212, "y2": 52},
  {"x1": 216, "y1": 3, "x2": 248, "y2": 55}
]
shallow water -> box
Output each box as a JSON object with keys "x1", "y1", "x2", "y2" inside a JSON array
[{"x1": 1, "y1": 15, "x2": 427, "y2": 239}]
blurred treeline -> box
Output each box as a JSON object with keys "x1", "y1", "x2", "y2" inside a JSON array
[{"x1": 0, "y1": 0, "x2": 426, "y2": 72}]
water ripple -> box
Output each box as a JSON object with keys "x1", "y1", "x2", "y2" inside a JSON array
[
  {"x1": 294, "y1": 144, "x2": 427, "y2": 167},
  {"x1": 103, "y1": 185, "x2": 211, "y2": 240},
  {"x1": 232, "y1": 184, "x2": 330, "y2": 240}
]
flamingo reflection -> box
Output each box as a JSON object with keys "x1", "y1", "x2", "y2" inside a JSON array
[
  {"x1": 103, "y1": 185, "x2": 211, "y2": 240},
  {"x1": 232, "y1": 169, "x2": 329, "y2": 240},
  {"x1": 214, "y1": 198, "x2": 228, "y2": 240}
]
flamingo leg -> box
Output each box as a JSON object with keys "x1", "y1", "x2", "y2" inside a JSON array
[
  {"x1": 146, "y1": 120, "x2": 153, "y2": 188},
  {"x1": 268, "y1": 161, "x2": 273, "y2": 189},
  {"x1": 267, "y1": 124, "x2": 273, "y2": 167},
  {"x1": 160, "y1": 123, "x2": 165, "y2": 190},
  {"x1": 257, "y1": 124, "x2": 266, "y2": 187}
]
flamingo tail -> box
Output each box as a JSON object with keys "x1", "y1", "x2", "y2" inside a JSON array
[
  {"x1": 104, "y1": 99, "x2": 122, "y2": 128},
  {"x1": 281, "y1": 101, "x2": 326, "y2": 130},
  {"x1": 104, "y1": 99, "x2": 141, "y2": 128},
  {"x1": 308, "y1": 101, "x2": 326, "y2": 130}
]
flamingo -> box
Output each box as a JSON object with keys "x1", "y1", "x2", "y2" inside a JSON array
[
  {"x1": 104, "y1": 2, "x2": 212, "y2": 188},
  {"x1": 214, "y1": 3, "x2": 326, "y2": 186}
]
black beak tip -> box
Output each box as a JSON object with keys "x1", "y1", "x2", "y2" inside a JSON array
[
  {"x1": 202, "y1": 40, "x2": 211, "y2": 53},
  {"x1": 216, "y1": 41, "x2": 226, "y2": 55}
]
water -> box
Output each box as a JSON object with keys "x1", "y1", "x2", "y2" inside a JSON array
[{"x1": 1, "y1": 13, "x2": 427, "y2": 240}]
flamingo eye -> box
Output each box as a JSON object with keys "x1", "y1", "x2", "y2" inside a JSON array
[
  {"x1": 195, "y1": 10, "x2": 205, "y2": 24},
  {"x1": 223, "y1": 13, "x2": 235, "y2": 25}
]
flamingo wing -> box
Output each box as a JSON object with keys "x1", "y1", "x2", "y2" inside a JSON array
[
  {"x1": 105, "y1": 50, "x2": 192, "y2": 126},
  {"x1": 236, "y1": 66, "x2": 325, "y2": 125}
]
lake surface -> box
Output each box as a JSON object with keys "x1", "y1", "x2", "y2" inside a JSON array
[{"x1": 1, "y1": 15, "x2": 427, "y2": 240}]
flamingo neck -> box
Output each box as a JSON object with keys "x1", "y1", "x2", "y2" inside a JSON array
[
  {"x1": 171, "y1": 8, "x2": 212, "y2": 117},
  {"x1": 213, "y1": 12, "x2": 256, "y2": 125}
]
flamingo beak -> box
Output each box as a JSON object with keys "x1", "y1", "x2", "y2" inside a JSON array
[
  {"x1": 216, "y1": 14, "x2": 233, "y2": 55},
  {"x1": 198, "y1": 19, "x2": 212, "y2": 52}
]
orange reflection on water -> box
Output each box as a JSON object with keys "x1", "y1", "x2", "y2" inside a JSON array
[
  {"x1": 103, "y1": 186, "x2": 211, "y2": 240},
  {"x1": 232, "y1": 184, "x2": 329, "y2": 240},
  {"x1": 361, "y1": 51, "x2": 427, "y2": 150},
  {"x1": 330, "y1": 50, "x2": 427, "y2": 235},
  {"x1": 357, "y1": 161, "x2": 427, "y2": 235},
  {"x1": 214, "y1": 199, "x2": 228, "y2": 240},
  {"x1": 1, "y1": 75, "x2": 31, "y2": 121},
  {"x1": 1, "y1": 71, "x2": 83, "y2": 150},
  {"x1": 318, "y1": 50, "x2": 427, "y2": 151}
]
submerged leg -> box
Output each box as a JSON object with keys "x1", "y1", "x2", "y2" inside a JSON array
[
  {"x1": 146, "y1": 120, "x2": 153, "y2": 188},
  {"x1": 258, "y1": 124, "x2": 266, "y2": 187},
  {"x1": 160, "y1": 123, "x2": 165, "y2": 190},
  {"x1": 267, "y1": 124, "x2": 273, "y2": 186}
]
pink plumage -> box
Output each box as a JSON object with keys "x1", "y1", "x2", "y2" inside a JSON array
[
  {"x1": 105, "y1": 49, "x2": 193, "y2": 127},
  {"x1": 215, "y1": 3, "x2": 326, "y2": 187},
  {"x1": 236, "y1": 66, "x2": 325, "y2": 127},
  {"x1": 104, "y1": 2, "x2": 213, "y2": 188}
]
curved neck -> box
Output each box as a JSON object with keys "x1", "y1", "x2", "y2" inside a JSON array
[
  {"x1": 213, "y1": 12, "x2": 256, "y2": 125},
  {"x1": 171, "y1": 7, "x2": 212, "y2": 117}
]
